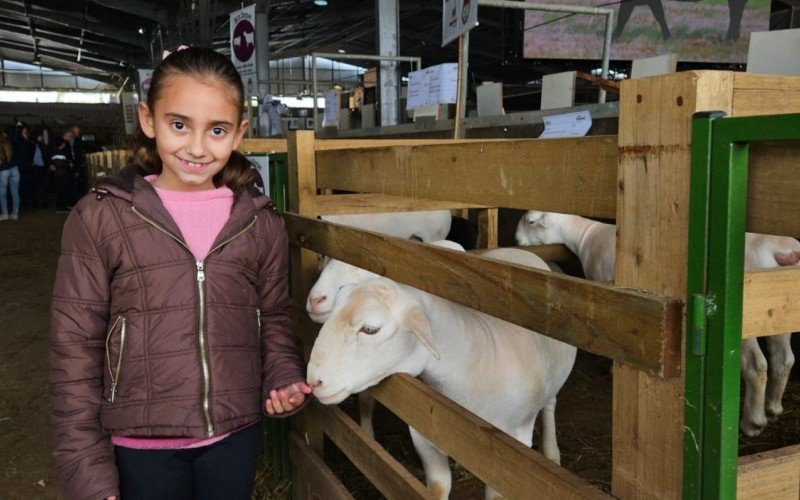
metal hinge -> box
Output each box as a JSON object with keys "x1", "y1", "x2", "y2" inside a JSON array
[{"x1": 689, "y1": 293, "x2": 716, "y2": 357}]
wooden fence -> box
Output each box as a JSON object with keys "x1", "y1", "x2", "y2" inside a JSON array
[{"x1": 283, "y1": 71, "x2": 800, "y2": 499}]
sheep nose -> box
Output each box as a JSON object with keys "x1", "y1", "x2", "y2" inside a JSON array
[
  {"x1": 308, "y1": 378, "x2": 323, "y2": 389},
  {"x1": 308, "y1": 296, "x2": 327, "y2": 310}
]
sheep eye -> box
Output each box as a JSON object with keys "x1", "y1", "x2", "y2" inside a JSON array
[{"x1": 359, "y1": 325, "x2": 381, "y2": 335}]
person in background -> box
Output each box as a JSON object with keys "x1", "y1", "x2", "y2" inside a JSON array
[
  {"x1": 70, "y1": 124, "x2": 87, "y2": 197},
  {"x1": 0, "y1": 131, "x2": 16, "y2": 221},
  {"x1": 49, "y1": 137, "x2": 74, "y2": 213},
  {"x1": 31, "y1": 130, "x2": 49, "y2": 209},
  {"x1": 50, "y1": 46, "x2": 310, "y2": 500},
  {"x1": 10, "y1": 123, "x2": 34, "y2": 212},
  {"x1": 1, "y1": 124, "x2": 26, "y2": 220}
]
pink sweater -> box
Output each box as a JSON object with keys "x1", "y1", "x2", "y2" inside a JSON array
[{"x1": 112, "y1": 176, "x2": 253, "y2": 449}]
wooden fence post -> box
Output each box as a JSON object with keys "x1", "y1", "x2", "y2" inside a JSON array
[
  {"x1": 612, "y1": 71, "x2": 734, "y2": 498},
  {"x1": 287, "y1": 130, "x2": 324, "y2": 499}
]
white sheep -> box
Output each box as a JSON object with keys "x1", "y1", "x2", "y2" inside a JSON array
[
  {"x1": 741, "y1": 233, "x2": 800, "y2": 436},
  {"x1": 307, "y1": 239, "x2": 466, "y2": 438},
  {"x1": 307, "y1": 249, "x2": 577, "y2": 500},
  {"x1": 322, "y1": 210, "x2": 452, "y2": 243},
  {"x1": 516, "y1": 210, "x2": 800, "y2": 436},
  {"x1": 515, "y1": 210, "x2": 615, "y2": 282}
]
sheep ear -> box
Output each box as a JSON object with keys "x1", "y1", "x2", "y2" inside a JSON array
[
  {"x1": 402, "y1": 306, "x2": 440, "y2": 360},
  {"x1": 538, "y1": 214, "x2": 549, "y2": 228}
]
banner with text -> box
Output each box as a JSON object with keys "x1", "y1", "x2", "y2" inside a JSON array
[{"x1": 230, "y1": 5, "x2": 258, "y2": 96}]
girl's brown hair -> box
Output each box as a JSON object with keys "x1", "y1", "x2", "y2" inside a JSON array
[{"x1": 129, "y1": 46, "x2": 254, "y2": 191}]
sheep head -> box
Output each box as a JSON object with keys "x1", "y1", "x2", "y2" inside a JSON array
[
  {"x1": 306, "y1": 259, "x2": 379, "y2": 323},
  {"x1": 515, "y1": 210, "x2": 560, "y2": 246},
  {"x1": 307, "y1": 279, "x2": 439, "y2": 405}
]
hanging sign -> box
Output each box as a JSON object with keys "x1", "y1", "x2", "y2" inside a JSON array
[
  {"x1": 406, "y1": 63, "x2": 459, "y2": 110},
  {"x1": 230, "y1": 5, "x2": 258, "y2": 96},
  {"x1": 442, "y1": 0, "x2": 478, "y2": 46},
  {"x1": 136, "y1": 69, "x2": 153, "y2": 101}
]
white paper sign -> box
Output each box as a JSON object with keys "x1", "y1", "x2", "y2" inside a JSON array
[
  {"x1": 121, "y1": 92, "x2": 138, "y2": 135},
  {"x1": 539, "y1": 111, "x2": 592, "y2": 139},
  {"x1": 136, "y1": 69, "x2": 153, "y2": 101},
  {"x1": 323, "y1": 89, "x2": 340, "y2": 128},
  {"x1": 246, "y1": 155, "x2": 270, "y2": 196},
  {"x1": 442, "y1": 0, "x2": 479, "y2": 46},
  {"x1": 230, "y1": 5, "x2": 258, "y2": 96},
  {"x1": 406, "y1": 63, "x2": 459, "y2": 110}
]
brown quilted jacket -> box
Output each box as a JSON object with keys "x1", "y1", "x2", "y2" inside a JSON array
[{"x1": 50, "y1": 165, "x2": 306, "y2": 500}]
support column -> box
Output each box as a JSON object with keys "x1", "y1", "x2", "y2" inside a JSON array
[{"x1": 376, "y1": 0, "x2": 400, "y2": 126}]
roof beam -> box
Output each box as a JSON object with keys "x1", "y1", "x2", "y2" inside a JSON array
[
  {"x1": 87, "y1": 0, "x2": 171, "y2": 25},
  {"x1": 0, "y1": 38, "x2": 124, "y2": 74},
  {"x1": 0, "y1": 21, "x2": 130, "y2": 62},
  {"x1": 0, "y1": 1, "x2": 143, "y2": 46}
]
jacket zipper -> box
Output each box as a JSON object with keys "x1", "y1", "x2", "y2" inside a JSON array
[
  {"x1": 105, "y1": 315, "x2": 127, "y2": 403},
  {"x1": 256, "y1": 309, "x2": 262, "y2": 342},
  {"x1": 132, "y1": 205, "x2": 257, "y2": 437}
]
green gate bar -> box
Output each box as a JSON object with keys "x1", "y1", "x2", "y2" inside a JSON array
[{"x1": 684, "y1": 113, "x2": 800, "y2": 499}]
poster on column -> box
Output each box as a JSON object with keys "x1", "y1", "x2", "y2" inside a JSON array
[
  {"x1": 136, "y1": 69, "x2": 153, "y2": 101},
  {"x1": 442, "y1": 0, "x2": 478, "y2": 46},
  {"x1": 230, "y1": 5, "x2": 257, "y2": 96}
]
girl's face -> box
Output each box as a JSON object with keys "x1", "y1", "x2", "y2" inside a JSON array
[{"x1": 138, "y1": 74, "x2": 248, "y2": 191}]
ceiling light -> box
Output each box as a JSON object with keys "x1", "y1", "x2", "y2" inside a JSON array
[
  {"x1": 338, "y1": 49, "x2": 345, "y2": 53},
  {"x1": 138, "y1": 28, "x2": 145, "y2": 35},
  {"x1": 314, "y1": 0, "x2": 327, "y2": 5}
]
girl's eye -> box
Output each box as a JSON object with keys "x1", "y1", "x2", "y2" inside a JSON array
[
  {"x1": 171, "y1": 121, "x2": 186, "y2": 131},
  {"x1": 358, "y1": 325, "x2": 380, "y2": 335},
  {"x1": 211, "y1": 127, "x2": 227, "y2": 137}
]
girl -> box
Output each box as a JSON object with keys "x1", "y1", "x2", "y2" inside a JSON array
[{"x1": 50, "y1": 46, "x2": 311, "y2": 500}]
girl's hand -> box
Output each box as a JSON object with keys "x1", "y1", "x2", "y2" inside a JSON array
[
  {"x1": 265, "y1": 382, "x2": 313, "y2": 415},
  {"x1": 107, "y1": 497, "x2": 117, "y2": 500}
]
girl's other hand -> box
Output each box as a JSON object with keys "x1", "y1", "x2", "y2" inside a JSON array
[{"x1": 265, "y1": 382, "x2": 312, "y2": 415}]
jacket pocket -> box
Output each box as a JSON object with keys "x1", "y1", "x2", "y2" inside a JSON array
[{"x1": 104, "y1": 315, "x2": 127, "y2": 403}]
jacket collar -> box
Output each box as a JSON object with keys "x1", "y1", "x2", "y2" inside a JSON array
[{"x1": 97, "y1": 164, "x2": 270, "y2": 252}]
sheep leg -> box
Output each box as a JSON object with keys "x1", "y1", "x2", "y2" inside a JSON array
[
  {"x1": 540, "y1": 398, "x2": 561, "y2": 465},
  {"x1": 740, "y1": 338, "x2": 769, "y2": 436},
  {"x1": 765, "y1": 333, "x2": 795, "y2": 419},
  {"x1": 409, "y1": 426, "x2": 451, "y2": 500},
  {"x1": 357, "y1": 391, "x2": 376, "y2": 439}
]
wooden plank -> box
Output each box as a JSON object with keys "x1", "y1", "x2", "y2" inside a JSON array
[
  {"x1": 737, "y1": 444, "x2": 800, "y2": 499},
  {"x1": 472, "y1": 244, "x2": 577, "y2": 262},
  {"x1": 369, "y1": 374, "x2": 610, "y2": 499},
  {"x1": 288, "y1": 431, "x2": 354, "y2": 500},
  {"x1": 613, "y1": 71, "x2": 736, "y2": 499},
  {"x1": 315, "y1": 403, "x2": 434, "y2": 499},
  {"x1": 313, "y1": 138, "x2": 508, "y2": 151},
  {"x1": 477, "y1": 208, "x2": 498, "y2": 249},
  {"x1": 747, "y1": 141, "x2": 800, "y2": 237},
  {"x1": 732, "y1": 72, "x2": 800, "y2": 117},
  {"x1": 239, "y1": 138, "x2": 287, "y2": 153},
  {"x1": 314, "y1": 136, "x2": 619, "y2": 219},
  {"x1": 742, "y1": 267, "x2": 800, "y2": 338},
  {"x1": 315, "y1": 193, "x2": 489, "y2": 216},
  {"x1": 285, "y1": 214, "x2": 683, "y2": 375}
]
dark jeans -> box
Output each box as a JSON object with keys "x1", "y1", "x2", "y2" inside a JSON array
[
  {"x1": 32, "y1": 165, "x2": 47, "y2": 207},
  {"x1": 54, "y1": 167, "x2": 75, "y2": 210},
  {"x1": 115, "y1": 423, "x2": 261, "y2": 500}
]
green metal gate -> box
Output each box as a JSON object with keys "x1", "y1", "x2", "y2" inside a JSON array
[{"x1": 684, "y1": 112, "x2": 800, "y2": 498}]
